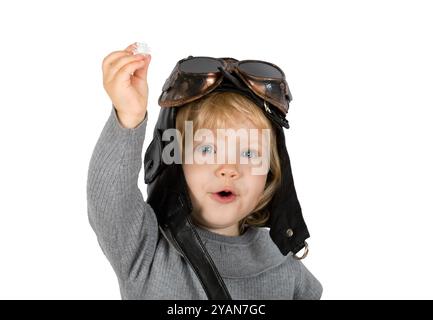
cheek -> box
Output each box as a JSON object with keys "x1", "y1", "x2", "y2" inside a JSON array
[
  {"x1": 244, "y1": 174, "x2": 267, "y2": 196},
  {"x1": 182, "y1": 164, "x2": 210, "y2": 193}
]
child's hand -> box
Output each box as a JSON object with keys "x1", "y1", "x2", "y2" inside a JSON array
[{"x1": 102, "y1": 43, "x2": 151, "y2": 128}]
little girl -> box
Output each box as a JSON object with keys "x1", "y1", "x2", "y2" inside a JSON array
[{"x1": 87, "y1": 42, "x2": 323, "y2": 299}]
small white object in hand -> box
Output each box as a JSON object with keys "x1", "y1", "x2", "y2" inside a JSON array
[{"x1": 133, "y1": 42, "x2": 151, "y2": 55}]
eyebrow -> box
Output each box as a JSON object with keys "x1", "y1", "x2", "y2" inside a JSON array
[
  {"x1": 193, "y1": 140, "x2": 262, "y2": 150},
  {"x1": 192, "y1": 129, "x2": 265, "y2": 144}
]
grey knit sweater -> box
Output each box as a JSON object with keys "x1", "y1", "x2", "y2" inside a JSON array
[{"x1": 86, "y1": 106, "x2": 323, "y2": 300}]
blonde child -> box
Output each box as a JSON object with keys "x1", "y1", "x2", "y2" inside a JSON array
[{"x1": 87, "y1": 42, "x2": 322, "y2": 299}]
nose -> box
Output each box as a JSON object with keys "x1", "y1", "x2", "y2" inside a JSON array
[{"x1": 216, "y1": 165, "x2": 240, "y2": 180}]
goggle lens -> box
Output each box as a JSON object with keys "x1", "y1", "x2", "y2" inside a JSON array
[
  {"x1": 179, "y1": 57, "x2": 223, "y2": 73},
  {"x1": 238, "y1": 61, "x2": 283, "y2": 79}
]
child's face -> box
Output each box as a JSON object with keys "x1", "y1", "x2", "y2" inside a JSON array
[{"x1": 182, "y1": 115, "x2": 270, "y2": 236}]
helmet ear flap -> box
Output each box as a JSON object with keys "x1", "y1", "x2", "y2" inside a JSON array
[
  {"x1": 144, "y1": 130, "x2": 164, "y2": 184},
  {"x1": 266, "y1": 125, "x2": 310, "y2": 256},
  {"x1": 144, "y1": 107, "x2": 177, "y2": 184}
]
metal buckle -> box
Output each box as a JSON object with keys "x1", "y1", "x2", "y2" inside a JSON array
[
  {"x1": 293, "y1": 241, "x2": 309, "y2": 260},
  {"x1": 263, "y1": 101, "x2": 272, "y2": 114}
]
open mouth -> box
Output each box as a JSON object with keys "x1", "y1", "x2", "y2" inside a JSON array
[
  {"x1": 218, "y1": 191, "x2": 233, "y2": 197},
  {"x1": 211, "y1": 190, "x2": 237, "y2": 204}
]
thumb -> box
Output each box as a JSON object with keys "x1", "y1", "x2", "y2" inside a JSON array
[{"x1": 133, "y1": 54, "x2": 151, "y2": 82}]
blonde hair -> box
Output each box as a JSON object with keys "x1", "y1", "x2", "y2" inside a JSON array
[{"x1": 175, "y1": 92, "x2": 281, "y2": 234}]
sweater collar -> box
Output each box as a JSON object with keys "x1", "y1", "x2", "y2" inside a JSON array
[
  {"x1": 193, "y1": 225, "x2": 287, "y2": 278},
  {"x1": 193, "y1": 224, "x2": 260, "y2": 245}
]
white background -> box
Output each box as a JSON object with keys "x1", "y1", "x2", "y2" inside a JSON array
[{"x1": 0, "y1": 0, "x2": 432, "y2": 300}]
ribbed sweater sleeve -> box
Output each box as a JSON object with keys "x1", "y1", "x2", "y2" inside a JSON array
[{"x1": 86, "y1": 105, "x2": 158, "y2": 282}]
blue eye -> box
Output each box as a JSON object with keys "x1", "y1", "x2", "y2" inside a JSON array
[
  {"x1": 198, "y1": 144, "x2": 215, "y2": 154},
  {"x1": 241, "y1": 149, "x2": 258, "y2": 159}
]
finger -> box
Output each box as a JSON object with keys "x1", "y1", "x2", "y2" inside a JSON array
[
  {"x1": 132, "y1": 54, "x2": 151, "y2": 82},
  {"x1": 102, "y1": 43, "x2": 138, "y2": 77},
  {"x1": 102, "y1": 50, "x2": 130, "y2": 77},
  {"x1": 124, "y1": 42, "x2": 138, "y2": 54},
  {"x1": 114, "y1": 59, "x2": 149, "y2": 84},
  {"x1": 106, "y1": 54, "x2": 146, "y2": 83}
]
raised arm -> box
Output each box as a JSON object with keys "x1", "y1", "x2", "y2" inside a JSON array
[
  {"x1": 87, "y1": 43, "x2": 157, "y2": 281},
  {"x1": 87, "y1": 105, "x2": 159, "y2": 281}
]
